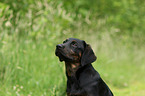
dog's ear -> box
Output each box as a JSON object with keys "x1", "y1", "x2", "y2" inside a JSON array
[{"x1": 81, "y1": 41, "x2": 97, "y2": 66}]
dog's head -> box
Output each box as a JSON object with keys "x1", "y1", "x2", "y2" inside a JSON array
[{"x1": 55, "y1": 38, "x2": 97, "y2": 66}]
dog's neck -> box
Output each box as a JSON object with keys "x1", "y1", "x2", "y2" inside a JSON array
[{"x1": 65, "y1": 62, "x2": 81, "y2": 76}]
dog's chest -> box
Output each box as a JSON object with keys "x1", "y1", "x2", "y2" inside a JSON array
[
  {"x1": 65, "y1": 63, "x2": 80, "y2": 76},
  {"x1": 67, "y1": 76, "x2": 86, "y2": 95}
]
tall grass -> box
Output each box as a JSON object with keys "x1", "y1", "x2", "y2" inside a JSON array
[
  {"x1": 0, "y1": 32, "x2": 145, "y2": 96},
  {"x1": 0, "y1": 40, "x2": 66, "y2": 96}
]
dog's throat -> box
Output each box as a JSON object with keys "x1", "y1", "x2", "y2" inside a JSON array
[{"x1": 65, "y1": 62, "x2": 80, "y2": 76}]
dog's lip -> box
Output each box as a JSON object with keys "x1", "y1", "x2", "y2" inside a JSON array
[
  {"x1": 55, "y1": 50, "x2": 64, "y2": 62},
  {"x1": 55, "y1": 49, "x2": 74, "y2": 62},
  {"x1": 55, "y1": 49, "x2": 66, "y2": 58},
  {"x1": 55, "y1": 48, "x2": 63, "y2": 56},
  {"x1": 55, "y1": 50, "x2": 67, "y2": 59}
]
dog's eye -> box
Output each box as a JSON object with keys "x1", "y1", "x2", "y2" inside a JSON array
[{"x1": 71, "y1": 41, "x2": 77, "y2": 47}]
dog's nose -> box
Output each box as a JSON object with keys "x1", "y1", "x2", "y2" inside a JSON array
[{"x1": 56, "y1": 44, "x2": 64, "y2": 49}]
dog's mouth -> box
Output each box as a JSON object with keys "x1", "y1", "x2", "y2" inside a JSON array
[
  {"x1": 55, "y1": 49, "x2": 68, "y2": 62},
  {"x1": 55, "y1": 49, "x2": 73, "y2": 62},
  {"x1": 55, "y1": 49, "x2": 64, "y2": 61}
]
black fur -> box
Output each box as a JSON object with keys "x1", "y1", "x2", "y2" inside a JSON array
[{"x1": 55, "y1": 38, "x2": 113, "y2": 96}]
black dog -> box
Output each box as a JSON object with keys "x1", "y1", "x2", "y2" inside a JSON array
[{"x1": 55, "y1": 38, "x2": 113, "y2": 96}]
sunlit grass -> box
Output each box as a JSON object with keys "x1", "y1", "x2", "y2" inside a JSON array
[
  {"x1": 0, "y1": 34, "x2": 145, "y2": 96},
  {"x1": 0, "y1": 40, "x2": 66, "y2": 96}
]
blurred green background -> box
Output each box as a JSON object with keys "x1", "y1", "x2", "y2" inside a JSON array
[{"x1": 0, "y1": 0, "x2": 145, "y2": 96}]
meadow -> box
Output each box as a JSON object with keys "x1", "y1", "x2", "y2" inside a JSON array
[
  {"x1": 0, "y1": 0, "x2": 145, "y2": 96},
  {"x1": 0, "y1": 32, "x2": 145, "y2": 96}
]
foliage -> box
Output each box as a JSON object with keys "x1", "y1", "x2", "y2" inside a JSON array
[{"x1": 0, "y1": 0, "x2": 145, "y2": 40}]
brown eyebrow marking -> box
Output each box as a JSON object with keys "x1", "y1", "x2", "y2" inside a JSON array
[
  {"x1": 70, "y1": 49, "x2": 74, "y2": 53},
  {"x1": 79, "y1": 52, "x2": 82, "y2": 57},
  {"x1": 72, "y1": 40, "x2": 76, "y2": 42}
]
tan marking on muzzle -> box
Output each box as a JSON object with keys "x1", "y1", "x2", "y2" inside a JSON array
[
  {"x1": 73, "y1": 55, "x2": 79, "y2": 60},
  {"x1": 70, "y1": 49, "x2": 74, "y2": 54},
  {"x1": 71, "y1": 64, "x2": 77, "y2": 69},
  {"x1": 79, "y1": 52, "x2": 82, "y2": 57}
]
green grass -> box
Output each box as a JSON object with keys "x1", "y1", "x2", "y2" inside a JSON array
[
  {"x1": 0, "y1": 34, "x2": 145, "y2": 96},
  {"x1": 0, "y1": 40, "x2": 66, "y2": 96}
]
